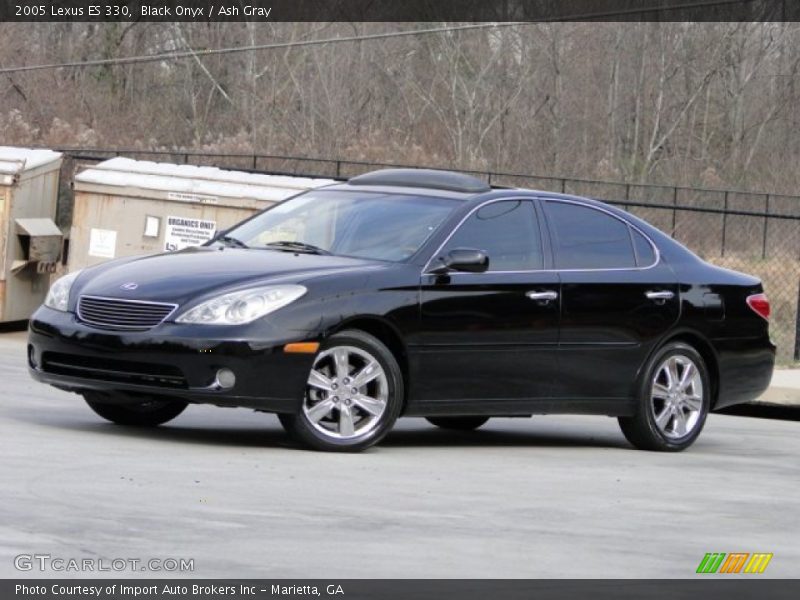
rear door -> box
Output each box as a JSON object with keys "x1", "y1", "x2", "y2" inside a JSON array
[
  {"x1": 541, "y1": 199, "x2": 679, "y2": 402},
  {"x1": 414, "y1": 199, "x2": 560, "y2": 409}
]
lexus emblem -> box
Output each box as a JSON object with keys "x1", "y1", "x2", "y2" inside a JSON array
[{"x1": 120, "y1": 282, "x2": 138, "y2": 290}]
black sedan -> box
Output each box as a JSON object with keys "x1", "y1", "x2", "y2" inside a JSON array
[{"x1": 28, "y1": 168, "x2": 775, "y2": 452}]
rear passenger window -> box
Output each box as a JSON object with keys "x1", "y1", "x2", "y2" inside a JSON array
[
  {"x1": 545, "y1": 202, "x2": 636, "y2": 269},
  {"x1": 631, "y1": 228, "x2": 656, "y2": 267}
]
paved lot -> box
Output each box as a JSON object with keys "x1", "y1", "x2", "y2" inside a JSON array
[{"x1": 1, "y1": 330, "x2": 798, "y2": 578}]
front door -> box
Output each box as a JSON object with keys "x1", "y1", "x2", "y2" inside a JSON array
[{"x1": 412, "y1": 199, "x2": 560, "y2": 412}]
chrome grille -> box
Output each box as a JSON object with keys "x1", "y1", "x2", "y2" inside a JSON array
[{"x1": 77, "y1": 296, "x2": 177, "y2": 331}]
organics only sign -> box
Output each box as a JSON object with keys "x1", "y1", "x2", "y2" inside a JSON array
[{"x1": 164, "y1": 216, "x2": 217, "y2": 251}]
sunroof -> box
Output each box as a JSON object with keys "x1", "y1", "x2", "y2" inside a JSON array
[{"x1": 348, "y1": 169, "x2": 491, "y2": 194}]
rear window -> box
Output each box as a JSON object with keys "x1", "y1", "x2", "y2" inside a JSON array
[{"x1": 545, "y1": 201, "x2": 637, "y2": 269}]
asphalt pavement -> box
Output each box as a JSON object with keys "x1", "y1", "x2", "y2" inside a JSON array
[{"x1": 1, "y1": 330, "x2": 798, "y2": 578}]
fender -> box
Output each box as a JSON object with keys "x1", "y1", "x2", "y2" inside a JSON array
[{"x1": 633, "y1": 326, "x2": 721, "y2": 406}]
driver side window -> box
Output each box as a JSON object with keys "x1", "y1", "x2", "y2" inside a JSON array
[{"x1": 441, "y1": 200, "x2": 543, "y2": 271}]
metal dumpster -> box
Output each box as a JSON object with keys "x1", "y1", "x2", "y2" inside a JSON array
[
  {"x1": 69, "y1": 157, "x2": 335, "y2": 271},
  {"x1": 0, "y1": 147, "x2": 63, "y2": 322}
]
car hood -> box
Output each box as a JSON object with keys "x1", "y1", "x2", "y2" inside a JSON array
[{"x1": 73, "y1": 246, "x2": 386, "y2": 306}]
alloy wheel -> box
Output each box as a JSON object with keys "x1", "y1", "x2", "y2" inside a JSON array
[
  {"x1": 303, "y1": 345, "x2": 389, "y2": 439},
  {"x1": 650, "y1": 354, "x2": 704, "y2": 439}
]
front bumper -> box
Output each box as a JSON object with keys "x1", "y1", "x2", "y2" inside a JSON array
[{"x1": 28, "y1": 307, "x2": 317, "y2": 413}]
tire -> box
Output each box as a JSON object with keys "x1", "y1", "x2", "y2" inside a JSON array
[
  {"x1": 426, "y1": 416, "x2": 489, "y2": 431},
  {"x1": 278, "y1": 330, "x2": 404, "y2": 452},
  {"x1": 618, "y1": 342, "x2": 711, "y2": 452},
  {"x1": 84, "y1": 392, "x2": 188, "y2": 427}
]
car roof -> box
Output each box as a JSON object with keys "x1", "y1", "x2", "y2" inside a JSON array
[
  {"x1": 320, "y1": 169, "x2": 647, "y2": 218},
  {"x1": 322, "y1": 169, "x2": 628, "y2": 208},
  {"x1": 316, "y1": 168, "x2": 487, "y2": 200},
  {"x1": 319, "y1": 182, "x2": 482, "y2": 200},
  {"x1": 349, "y1": 168, "x2": 491, "y2": 194}
]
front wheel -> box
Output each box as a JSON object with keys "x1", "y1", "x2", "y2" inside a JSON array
[
  {"x1": 84, "y1": 392, "x2": 187, "y2": 427},
  {"x1": 426, "y1": 416, "x2": 489, "y2": 431},
  {"x1": 618, "y1": 342, "x2": 710, "y2": 452},
  {"x1": 278, "y1": 330, "x2": 404, "y2": 452}
]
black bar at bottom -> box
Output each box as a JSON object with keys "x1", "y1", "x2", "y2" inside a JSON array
[{"x1": 4, "y1": 580, "x2": 800, "y2": 600}]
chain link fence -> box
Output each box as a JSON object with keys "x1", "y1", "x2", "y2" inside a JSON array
[{"x1": 51, "y1": 147, "x2": 800, "y2": 363}]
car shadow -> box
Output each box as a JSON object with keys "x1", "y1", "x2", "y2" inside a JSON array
[
  {"x1": 383, "y1": 424, "x2": 630, "y2": 449},
  {"x1": 9, "y1": 407, "x2": 631, "y2": 451},
  {"x1": 718, "y1": 403, "x2": 800, "y2": 422},
  {"x1": 11, "y1": 409, "x2": 294, "y2": 449}
]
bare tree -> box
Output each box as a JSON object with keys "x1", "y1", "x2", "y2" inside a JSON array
[{"x1": 1, "y1": 22, "x2": 800, "y2": 194}]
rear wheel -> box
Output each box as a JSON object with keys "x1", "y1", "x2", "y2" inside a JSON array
[
  {"x1": 83, "y1": 392, "x2": 187, "y2": 427},
  {"x1": 618, "y1": 342, "x2": 710, "y2": 451},
  {"x1": 278, "y1": 330, "x2": 403, "y2": 452},
  {"x1": 426, "y1": 416, "x2": 489, "y2": 431}
]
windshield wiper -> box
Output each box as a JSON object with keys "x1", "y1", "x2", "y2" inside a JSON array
[
  {"x1": 264, "y1": 241, "x2": 331, "y2": 255},
  {"x1": 218, "y1": 235, "x2": 249, "y2": 249}
]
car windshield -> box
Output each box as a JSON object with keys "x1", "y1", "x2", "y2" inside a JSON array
[{"x1": 225, "y1": 190, "x2": 460, "y2": 262}]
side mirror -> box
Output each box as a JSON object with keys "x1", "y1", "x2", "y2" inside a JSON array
[{"x1": 430, "y1": 248, "x2": 489, "y2": 274}]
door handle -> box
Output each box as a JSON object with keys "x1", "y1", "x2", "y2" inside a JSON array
[
  {"x1": 645, "y1": 290, "x2": 675, "y2": 301},
  {"x1": 526, "y1": 290, "x2": 558, "y2": 303}
]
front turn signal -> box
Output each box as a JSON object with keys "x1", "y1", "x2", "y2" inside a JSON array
[{"x1": 283, "y1": 342, "x2": 320, "y2": 354}]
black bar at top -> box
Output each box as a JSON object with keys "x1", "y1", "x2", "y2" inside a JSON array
[{"x1": 0, "y1": 0, "x2": 797, "y2": 23}]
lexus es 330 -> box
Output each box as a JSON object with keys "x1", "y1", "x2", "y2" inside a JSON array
[{"x1": 28, "y1": 169, "x2": 775, "y2": 451}]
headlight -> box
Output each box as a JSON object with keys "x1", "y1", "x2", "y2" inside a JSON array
[
  {"x1": 44, "y1": 270, "x2": 82, "y2": 312},
  {"x1": 176, "y1": 285, "x2": 307, "y2": 325}
]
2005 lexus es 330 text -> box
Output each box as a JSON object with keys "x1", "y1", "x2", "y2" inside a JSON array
[{"x1": 28, "y1": 169, "x2": 775, "y2": 451}]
